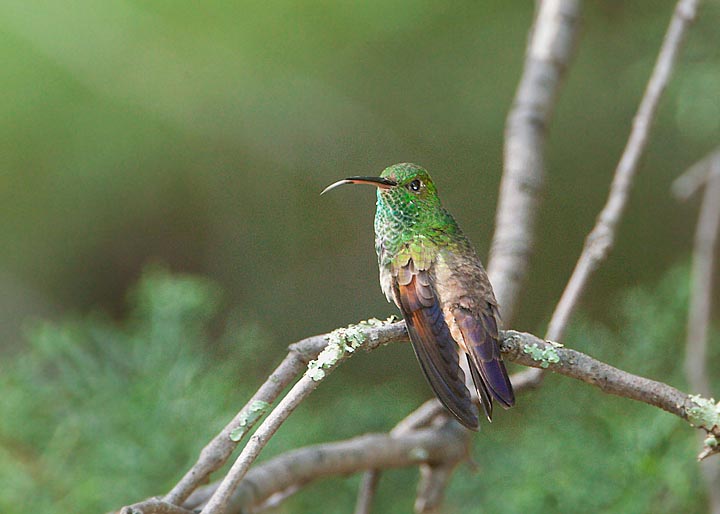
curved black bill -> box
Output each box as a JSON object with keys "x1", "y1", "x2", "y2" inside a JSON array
[{"x1": 321, "y1": 176, "x2": 397, "y2": 195}]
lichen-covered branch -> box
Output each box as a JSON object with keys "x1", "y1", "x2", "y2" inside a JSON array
[
  {"x1": 488, "y1": 0, "x2": 581, "y2": 324},
  {"x1": 119, "y1": 321, "x2": 719, "y2": 514},
  {"x1": 201, "y1": 319, "x2": 403, "y2": 514},
  {"x1": 161, "y1": 342, "x2": 315, "y2": 506},
  {"x1": 156, "y1": 319, "x2": 407, "y2": 510},
  {"x1": 501, "y1": 330, "x2": 720, "y2": 443}
]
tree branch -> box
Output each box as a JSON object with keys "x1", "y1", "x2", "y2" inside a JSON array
[
  {"x1": 201, "y1": 320, "x2": 407, "y2": 514},
  {"x1": 488, "y1": 0, "x2": 581, "y2": 324},
  {"x1": 500, "y1": 330, "x2": 717, "y2": 431},
  {"x1": 545, "y1": 0, "x2": 702, "y2": 343},
  {"x1": 186, "y1": 421, "x2": 468, "y2": 514},
  {"x1": 159, "y1": 320, "x2": 408, "y2": 509},
  {"x1": 162, "y1": 343, "x2": 315, "y2": 506}
]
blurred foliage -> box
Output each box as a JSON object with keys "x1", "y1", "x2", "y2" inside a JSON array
[
  {"x1": 1, "y1": 266, "x2": 717, "y2": 513},
  {"x1": 0, "y1": 268, "x2": 243, "y2": 512}
]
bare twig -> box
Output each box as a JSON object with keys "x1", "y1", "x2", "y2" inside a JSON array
[
  {"x1": 355, "y1": 399, "x2": 448, "y2": 514},
  {"x1": 251, "y1": 484, "x2": 303, "y2": 512},
  {"x1": 672, "y1": 147, "x2": 720, "y2": 200},
  {"x1": 679, "y1": 151, "x2": 720, "y2": 399},
  {"x1": 354, "y1": 471, "x2": 381, "y2": 514},
  {"x1": 414, "y1": 459, "x2": 456, "y2": 514},
  {"x1": 546, "y1": 0, "x2": 702, "y2": 342},
  {"x1": 676, "y1": 151, "x2": 720, "y2": 513},
  {"x1": 488, "y1": 0, "x2": 581, "y2": 324}
]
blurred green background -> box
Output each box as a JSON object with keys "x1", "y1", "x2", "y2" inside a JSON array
[{"x1": 1, "y1": 0, "x2": 719, "y2": 512}]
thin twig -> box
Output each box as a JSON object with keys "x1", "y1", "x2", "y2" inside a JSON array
[
  {"x1": 251, "y1": 484, "x2": 303, "y2": 513},
  {"x1": 682, "y1": 153, "x2": 720, "y2": 397},
  {"x1": 354, "y1": 399, "x2": 447, "y2": 514},
  {"x1": 672, "y1": 147, "x2": 720, "y2": 200},
  {"x1": 677, "y1": 151, "x2": 720, "y2": 513},
  {"x1": 488, "y1": 0, "x2": 581, "y2": 324},
  {"x1": 354, "y1": 471, "x2": 381, "y2": 514},
  {"x1": 545, "y1": 0, "x2": 702, "y2": 343},
  {"x1": 414, "y1": 460, "x2": 456, "y2": 514}
]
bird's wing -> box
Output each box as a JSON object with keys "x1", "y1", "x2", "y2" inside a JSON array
[
  {"x1": 392, "y1": 258, "x2": 480, "y2": 430},
  {"x1": 452, "y1": 304, "x2": 515, "y2": 416},
  {"x1": 427, "y1": 247, "x2": 515, "y2": 421}
]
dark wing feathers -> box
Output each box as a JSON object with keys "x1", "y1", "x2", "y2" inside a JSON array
[
  {"x1": 455, "y1": 307, "x2": 515, "y2": 411},
  {"x1": 393, "y1": 258, "x2": 514, "y2": 429},
  {"x1": 466, "y1": 353, "x2": 493, "y2": 421},
  {"x1": 396, "y1": 274, "x2": 480, "y2": 430}
]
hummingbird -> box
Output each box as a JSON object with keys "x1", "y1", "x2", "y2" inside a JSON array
[{"x1": 322, "y1": 163, "x2": 514, "y2": 430}]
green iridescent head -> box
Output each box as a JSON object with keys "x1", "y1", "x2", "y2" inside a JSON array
[
  {"x1": 377, "y1": 163, "x2": 440, "y2": 204},
  {"x1": 321, "y1": 162, "x2": 441, "y2": 206},
  {"x1": 323, "y1": 163, "x2": 458, "y2": 260}
]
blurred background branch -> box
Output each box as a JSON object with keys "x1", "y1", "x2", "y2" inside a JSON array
[
  {"x1": 488, "y1": 0, "x2": 581, "y2": 325},
  {"x1": 512, "y1": 0, "x2": 706, "y2": 394},
  {"x1": 674, "y1": 149, "x2": 720, "y2": 514},
  {"x1": 546, "y1": 0, "x2": 702, "y2": 343}
]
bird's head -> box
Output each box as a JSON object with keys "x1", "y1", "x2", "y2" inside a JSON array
[{"x1": 322, "y1": 163, "x2": 441, "y2": 213}]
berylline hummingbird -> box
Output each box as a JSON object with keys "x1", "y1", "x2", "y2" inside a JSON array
[{"x1": 322, "y1": 163, "x2": 515, "y2": 430}]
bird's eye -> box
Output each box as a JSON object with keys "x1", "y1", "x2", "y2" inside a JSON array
[{"x1": 408, "y1": 179, "x2": 422, "y2": 192}]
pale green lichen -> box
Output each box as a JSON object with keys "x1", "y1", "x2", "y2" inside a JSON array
[
  {"x1": 409, "y1": 446, "x2": 429, "y2": 461},
  {"x1": 523, "y1": 343, "x2": 561, "y2": 369},
  {"x1": 687, "y1": 394, "x2": 720, "y2": 430},
  {"x1": 305, "y1": 317, "x2": 396, "y2": 382},
  {"x1": 229, "y1": 400, "x2": 271, "y2": 441},
  {"x1": 704, "y1": 435, "x2": 718, "y2": 448}
]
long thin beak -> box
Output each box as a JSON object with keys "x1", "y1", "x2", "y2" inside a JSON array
[{"x1": 321, "y1": 176, "x2": 397, "y2": 195}]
